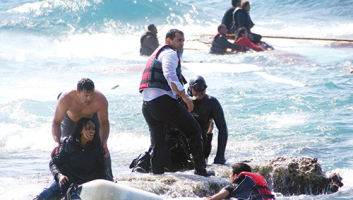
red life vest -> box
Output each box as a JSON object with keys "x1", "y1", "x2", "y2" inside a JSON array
[
  {"x1": 236, "y1": 172, "x2": 275, "y2": 200},
  {"x1": 139, "y1": 45, "x2": 185, "y2": 93}
]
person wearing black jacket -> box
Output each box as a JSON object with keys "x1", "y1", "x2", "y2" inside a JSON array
[
  {"x1": 221, "y1": 0, "x2": 242, "y2": 33},
  {"x1": 233, "y1": 1, "x2": 262, "y2": 44},
  {"x1": 210, "y1": 24, "x2": 243, "y2": 54},
  {"x1": 140, "y1": 24, "x2": 159, "y2": 56},
  {"x1": 36, "y1": 118, "x2": 109, "y2": 200}
]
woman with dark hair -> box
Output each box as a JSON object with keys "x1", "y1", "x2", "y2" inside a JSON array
[{"x1": 35, "y1": 117, "x2": 109, "y2": 200}]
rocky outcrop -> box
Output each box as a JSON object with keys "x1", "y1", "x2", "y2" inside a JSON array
[
  {"x1": 252, "y1": 157, "x2": 343, "y2": 196},
  {"x1": 114, "y1": 157, "x2": 343, "y2": 198}
]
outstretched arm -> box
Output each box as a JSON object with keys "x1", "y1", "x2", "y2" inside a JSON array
[
  {"x1": 204, "y1": 189, "x2": 229, "y2": 200},
  {"x1": 212, "y1": 99, "x2": 228, "y2": 164},
  {"x1": 51, "y1": 96, "x2": 69, "y2": 157},
  {"x1": 97, "y1": 94, "x2": 110, "y2": 158}
]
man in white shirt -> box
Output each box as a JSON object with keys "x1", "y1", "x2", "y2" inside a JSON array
[{"x1": 138, "y1": 29, "x2": 213, "y2": 177}]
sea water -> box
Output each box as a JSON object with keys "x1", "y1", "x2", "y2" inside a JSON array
[{"x1": 1, "y1": 0, "x2": 353, "y2": 199}]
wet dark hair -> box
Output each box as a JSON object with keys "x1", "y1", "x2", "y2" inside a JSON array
[
  {"x1": 237, "y1": 27, "x2": 247, "y2": 37},
  {"x1": 72, "y1": 117, "x2": 96, "y2": 140},
  {"x1": 232, "y1": 0, "x2": 241, "y2": 7},
  {"x1": 165, "y1": 29, "x2": 184, "y2": 41},
  {"x1": 148, "y1": 24, "x2": 155, "y2": 31},
  {"x1": 218, "y1": 24, "x2": 226, "y2": 32},
  {"x1": 77, "y1": 78, "x2": 95, "y2": 93},
  {"x1": 232, "y1": 162, "x2": 252, "y2": 175},
  {"x1": 241, "y1": 1, "x2": 249, "y2": 9}
]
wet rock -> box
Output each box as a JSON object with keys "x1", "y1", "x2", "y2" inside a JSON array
[
  {"x1": 252, "y1": 157, "x2": 343, "y2": 196},
  {"x1": 114, "y1": 157, "x2": 343, "y2": 198}
]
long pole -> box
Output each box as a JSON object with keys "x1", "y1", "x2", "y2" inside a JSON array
[{"x1": 193, "y1": 34, "x2": 353, "y2": 43}]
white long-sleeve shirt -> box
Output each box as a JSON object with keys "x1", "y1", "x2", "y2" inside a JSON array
[{"x1": 142, "y1": 47, "x2": 184, "y2": 102}]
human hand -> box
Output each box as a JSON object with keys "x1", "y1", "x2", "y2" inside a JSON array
[
  {"x1": 50, "y1": 144, "x2": 60, "y2": 158},
  {"x1": 59, "y1": 175, "x2": 69, "y2": 186},
  {"x1": 102, "y1": 144, "x2": 109, "y2": 158},
  {"x1": 183, "y1": 96, "x2": 194, "y2": 112},
  {"x1": 248, "y1": 33, "x2": 254, "y2": 42}
]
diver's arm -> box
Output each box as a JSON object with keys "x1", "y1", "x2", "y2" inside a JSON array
[{"x1": 211, "y1": 98, "x2": 228, "y2": 164}]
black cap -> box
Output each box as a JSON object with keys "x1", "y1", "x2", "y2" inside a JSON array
[{"x1": 187, "y1": 76, "x2": 207, "y2": 96}]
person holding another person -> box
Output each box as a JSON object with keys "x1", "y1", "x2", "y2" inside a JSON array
[
  {"x1": 51, "y1": 78, "x2": 113, "y2": 180},
  {"x1": 210, "y1": 24, "x2": 243, "y2": 54},
  {"x1": 140, "y1": 24, "x2": 159, "y2": 56},
  {"x1": 204, "y1": 163, "x2": 275, "y2": 200},
  {"x1": 130, "y1": 76, "x2": 228, "y2": 173},
  {"x1": 139, "y1": 29, "x2": 214, "y2": 177},
  {"x1": 35, "y1": 118, "x2": 110, "y2": 200}
]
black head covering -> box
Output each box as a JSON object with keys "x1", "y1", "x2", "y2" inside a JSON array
[{"x1": 187, "y1": 76, "x2": 207, "y2": 96}]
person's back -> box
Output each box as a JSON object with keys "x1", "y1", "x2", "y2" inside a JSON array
[
  {"x1": 140, "y1": 24, "x2": 159, "y2": 56},
  {"x1": 221, "y1": 7, "x2": 236, "y2": 33}
]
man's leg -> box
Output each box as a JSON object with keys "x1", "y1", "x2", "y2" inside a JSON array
[
  {"x1": 145, "y1": 96, "x2": 209, "y2": 175},
  {"x1": 142, "y1": 97, "x2": 171, "y2": 174},
  {"x1": 164, "y1": 100, "x2": 208, "y2": 175}
]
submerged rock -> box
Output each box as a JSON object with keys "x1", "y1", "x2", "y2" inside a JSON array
[{"x1": 114, "y1": 157, "x2": 343, "y2": 198}]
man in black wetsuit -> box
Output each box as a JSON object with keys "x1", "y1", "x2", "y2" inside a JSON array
[
  {"x1": 186, "y1": 76, "x2": 228, "y2": 164},
  {"x1": 130, "y1": 76, "x2": 228, "y2": 172},
  {"x1": 140, "y1": 24, "x2": 159, "y2": 56},
  {"x1": 221, "y1": 0, "x2": 242, "y2": 34},
  {"x1": 210, "y1": 24, "x2": 243, "y2": 54}
]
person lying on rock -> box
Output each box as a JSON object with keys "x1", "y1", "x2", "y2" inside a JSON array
[{"x1": 204, "y1": 163, "x2": 275, "y2": 200}]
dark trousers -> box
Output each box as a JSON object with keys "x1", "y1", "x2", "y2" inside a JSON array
[
  {"x1": 250, "y1": 32, "x2": 262, "y2": 44},
  {"x1": 142, "y1": 95, "x2": 206, "y2": 174},
  {"x1": 61, "y1": 113, "x2": 113, "y2": 180}
]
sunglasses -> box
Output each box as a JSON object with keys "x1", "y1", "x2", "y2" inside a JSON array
[{"x1": 192, "y1": 84, "x2": 207, "y2": 92}]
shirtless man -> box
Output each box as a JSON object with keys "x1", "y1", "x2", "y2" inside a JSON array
[{"x1": 51, "y1": 78, "x2": 112, "y2": 179}]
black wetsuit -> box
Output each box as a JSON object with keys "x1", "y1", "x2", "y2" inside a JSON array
[
  {"x1": 210, "y1": 33, "x2": 243, "y2": 54},
  {"x1": 187, "y1": 95, "x2": 228, "y2": 164},
  {"x1": 221, "y1": 7, "x2": 236, "y2": 33},
  {"x1": 233, "y1": 8, "x2": 262, "y2": 44}
]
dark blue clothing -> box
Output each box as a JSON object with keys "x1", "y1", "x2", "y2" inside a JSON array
[
  {"x1": 222, "y1": 7, "x2": 236, "y2": 33},
  {"x1": 61, "y1": 113, "x2": 113, "y2": 180},
  {"x1": 38, "y1": 180, "x2": 81, "y2": 200},
  {"x1": 142, "y1": 95, "x2": 207, "y2": 175},
  {"x1": 210, "y1": 34, "x2": 243, "y2": 54},
  {"x1": 38, "y1": 136, "x2": 108, "y2": 199},
  {"x1": 233, "y1": 8, "x2": 262, "y2": 44}
]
